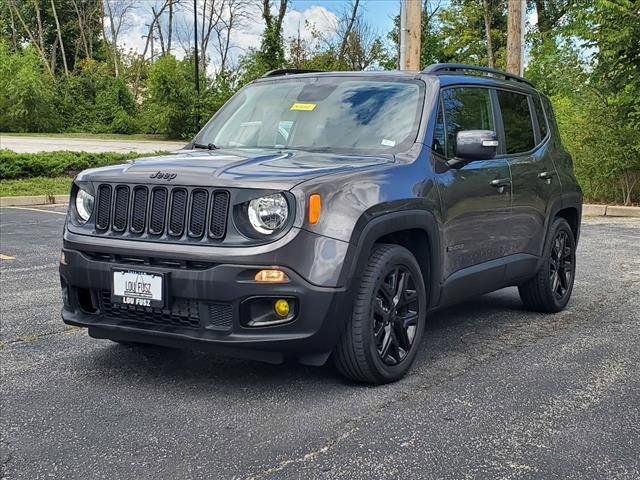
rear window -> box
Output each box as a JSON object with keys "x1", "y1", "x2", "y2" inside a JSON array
[
  {"x1": 532, "y1": 95, "x2": 548, "y2": 139},
  {"x1": 496, "y1": 90, "x2": 535, "y2": 154}
]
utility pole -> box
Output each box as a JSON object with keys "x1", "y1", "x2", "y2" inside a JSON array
[
  {"x1": 193, "y1": 0, "x2": 201, "y2": 132},
  {"x1": 400, "y1": 0, "x2": 421, "y2": 70},
  {"x1": 506, "y1": 0, "x2": 524, "y2": 75}
]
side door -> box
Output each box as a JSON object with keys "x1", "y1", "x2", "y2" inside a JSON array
[
  {"x1": 494, "y1": 89, "x2": 563, "y2": 259},
  {"x1": 432, "y1": 86, "x2": 514, "y2": 288}
]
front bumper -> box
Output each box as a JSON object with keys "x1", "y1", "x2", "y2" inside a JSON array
[{"x1": 60, "y1": 248, "x2": 350, "y2": 365}]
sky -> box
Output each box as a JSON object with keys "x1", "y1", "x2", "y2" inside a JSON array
[
  {"x1": 114, "y1": 0, "x2": 400, "y2": 71},
  {"x1": 113, "y1": 1, "x2": 537, "y2": 72}
]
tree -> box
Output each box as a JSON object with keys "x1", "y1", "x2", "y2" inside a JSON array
[
  {"x1": 104, "y1": 0, "x2": 135, "y2": 77},
  {"x1": 259, "y1": 0, "x2": 288, "y2": 71}
]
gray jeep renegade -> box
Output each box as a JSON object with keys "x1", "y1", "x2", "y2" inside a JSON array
[{"x1": 60, "y1": 64, "x2": 582, "y2": 384}]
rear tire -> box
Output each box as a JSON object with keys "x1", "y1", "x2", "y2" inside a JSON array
[
  {"x1": 333, "y1": 244, "x2": 427, "y2": 384},
  {"x1": 518, "y1": 217, "x2": 576, "y2": 313}
]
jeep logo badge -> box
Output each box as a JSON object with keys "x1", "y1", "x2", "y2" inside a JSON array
[{"x1": 149, "y1": 171, "x2": 177, "y2": 181}]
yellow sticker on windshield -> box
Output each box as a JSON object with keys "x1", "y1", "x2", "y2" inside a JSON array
[{"x1": 290, "y1": 102, "x2": 317, "y2": 111}]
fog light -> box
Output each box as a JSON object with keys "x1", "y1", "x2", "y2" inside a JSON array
[
  {"x1": 274, "y1": 299, "x2": 290, "y2": 317},
  {"x1": 255, "y1": 269, "x2": 289, "y2": 283},
  {"x1": 60, "y1": 250, "x2": 68, "y2": 265}
]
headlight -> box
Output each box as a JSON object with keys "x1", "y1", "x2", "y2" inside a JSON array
[
  {"x1": 247, "y1": 193, "x2": 288, "y2": 234},
  {"x1": 75, "y1": 188, "x2": 94, "y2": 223}
]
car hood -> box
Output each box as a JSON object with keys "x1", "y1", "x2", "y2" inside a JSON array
[{"x1": 77, "y1": 148, "x2": 394, "y2": 190}]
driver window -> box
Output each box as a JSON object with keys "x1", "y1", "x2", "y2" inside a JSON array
[{"x1": 442, "y1": 87, "x2": 494, "y2": 158}]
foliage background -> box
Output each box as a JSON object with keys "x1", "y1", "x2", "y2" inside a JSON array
[{"x1": 0, "y1": 0, "x2": 638, "y2": 204}]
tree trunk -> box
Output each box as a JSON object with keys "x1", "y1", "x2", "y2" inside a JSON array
[
  {"x1": 6, "y1": 0, "x2": 53, "y2": 75},
  {"x1": 153, "y1": 6, "x2": 166, "y2": 55},
  {"x1": 33, "y1": 0, "x2": 46, "y2": 58},
  {"x1": 8, "y1": 4, "x2": 19, "y2": 51},
  {"x1": 51, "y1": 0, "x2": 69, "y2": 75},
  {"x1": 105, "y1": 1, "x2": 120, "y2": 76},
  {"x1": 506, "y1": 0, "x2": 523, "y2": 75},
  {"x1": 70, "y1": 0, "x2": 90, "y2": 59},
  {"x1": 339, "y1": 0, "x2": 360, "y2": 61},
  {"x1": 482, "y1": 0, "x2": 495, "y2": 68},
  {"x1": 168, "y1": 0, "x2": 173, "y2": 54}
]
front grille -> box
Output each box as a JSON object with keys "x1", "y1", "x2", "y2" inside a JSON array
[
  {"x1": 96, "y1": 185, "x2": 112, "y2": 230},
  {"x1": 209, "y1": 191, "x2": 229, "y2": 239},
  {"x1": 168, "y1": 188, "x2": 188, "y2": 236},
  {"x1": 82, "y1": 251, "x2": 215, "y2": 270},
  {"x1": 93, "y1": 184, "x2": 229, "y2": 244},
  {"x1": 98, "y1": 291, "x2": 233, "y2": 332},
  {"x1": 99, "y1": 290, "x2": 201, "y2": 329},
  {"x1": 149, "y1": 187, "x2": 168, "y2": 235},
  {"x1": 130, "y1": 187, "x2": 148, "y2": 233},
  {"x1": 207, "y1": 303, "x2": 234, "y2": 330},
  {"x1": 112, "y1": 186, "x2": 129, "y2": 231}
]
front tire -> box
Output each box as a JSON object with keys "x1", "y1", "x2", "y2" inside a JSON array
[
  {"x1": 334, "y1": 244, "x2": 427, "y2": 384},
  {"x1": 518, "y1": 217, "x2": 576, "y2": 312}
]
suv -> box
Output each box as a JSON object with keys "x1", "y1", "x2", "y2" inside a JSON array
[{"x1": 60, "y1": 64, "x2": 582, "y2": 384}]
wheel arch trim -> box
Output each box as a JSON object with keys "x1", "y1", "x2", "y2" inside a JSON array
[{"x1": 338, "y1": 209, "x2": 443, "y2": 309}]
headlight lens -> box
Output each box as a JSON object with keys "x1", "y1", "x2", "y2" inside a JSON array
[
  {"x1": 247, "y1": 193, "x2": 289, "y2": 234},
  {"x1": 75, "y1": 188, "x2": 94, "y2": 223}
]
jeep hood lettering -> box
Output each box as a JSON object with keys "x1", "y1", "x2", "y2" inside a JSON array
[{"x1": 77, "y1": 148, "x2": 393, "y2": 189}]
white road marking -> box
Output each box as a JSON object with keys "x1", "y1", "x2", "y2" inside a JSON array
[{"x1": 2, "y1": 206, "x2": 67, "y2": 215}]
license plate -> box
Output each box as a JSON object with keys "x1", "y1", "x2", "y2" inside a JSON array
[{"x1": 112, "y1": 269, "x2": 165, "y2": 308}]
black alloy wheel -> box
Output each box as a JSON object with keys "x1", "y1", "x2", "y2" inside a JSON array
[
  {"x1": 373, "y1": 266, "x2": 420, "y2": 366},
  {"x1": 518, "y1": 217, "x2": 576, "y2": 313},
  {"x1": 334, "y1": 244, "x2": 427, "y2": 384},
  {"x1": 549, "y1": 229, "x2": 574, "y2": 300}
]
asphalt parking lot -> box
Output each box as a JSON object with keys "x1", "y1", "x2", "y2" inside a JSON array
[{"x1": 1, "y1": 206, "x2": 639, "y2": 480}]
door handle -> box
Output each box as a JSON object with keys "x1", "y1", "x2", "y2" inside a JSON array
[
  {"x1": 538, "y1": 171, "x2": 554, "y2": 184},
  {"x1": 490, "y1": 178, "x2": 511, "y2": 187},
  {"x1": 490, "y1": 178, "x2": 511, "y2": 193}
]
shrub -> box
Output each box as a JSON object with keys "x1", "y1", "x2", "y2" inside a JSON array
[{"x1": 0, "y1": 150, "x2": 147, "y2": 180}]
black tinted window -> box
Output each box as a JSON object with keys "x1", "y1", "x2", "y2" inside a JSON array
[
  {"x1": 533, "y1": 95, "x2": 548, "y2": 139},
  {"x1": 432, "y1": 101, "x2": 445, "y2": 155},
  {"x1": 497, "y1": 90, "x2": 535, "y2": 153},
  {"x1": 442, "y1": 87, "x2": 494, "y2": 158}
]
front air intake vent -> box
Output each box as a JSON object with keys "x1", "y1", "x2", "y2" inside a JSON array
[
  {"x1": 130, "y1": 187, "x2": 148, "y2": 234},
  {"x1": 209, "y1": 191, "x2": 229, "y2": 239},
  {"x1": 168, "y1": 188, "x2": 188, "y2": 236},
  {"x1": 188, "y1": 189, "x2": 208, "y2": 238},
  {"x1": 112, "y1": 185, "x2": 130, "y2": 232},
  {"x1": 149, "y1": 187, "x2": 168, "y2": 235},
  {"x1": 95, "y1": 185, "x2": 112, "y2": 230}
]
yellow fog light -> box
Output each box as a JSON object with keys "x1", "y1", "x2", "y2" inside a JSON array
[
  {"x1": 274, "y1": 299, "x2": 290, "y2": 318},
  {"x1": 255, "y1": 269, "x2": 289, "y2": 283},
  {"x1": 60, "y1": 250, "x2": 68, "y2": 265}
]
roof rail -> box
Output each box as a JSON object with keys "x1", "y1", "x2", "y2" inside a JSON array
[
  {"x1": 262, "y1": 69, "x2": 323, "y2": 78},
  {"x1": 422, "y1": 63, "x2": 534, "y2": 87}
]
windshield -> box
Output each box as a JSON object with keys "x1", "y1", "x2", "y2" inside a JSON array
[{"x1": 196, "y1": 76, "x2": 425, "y2": 154}]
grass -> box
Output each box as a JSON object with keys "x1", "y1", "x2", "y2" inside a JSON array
[
  {"x1": 0, "y1": 176, "x2": 72, "y2": 196},
  {"x1": 0, "y1": 132, "x2": 182, "y2": 142}
]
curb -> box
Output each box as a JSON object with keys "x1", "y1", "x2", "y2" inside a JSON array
[
  {"x1": 0, "y1": 195, "x2": 638, "y2": 217},
  {"x1": 0, "y1": 194, "x2": 69, "y2": 207}
]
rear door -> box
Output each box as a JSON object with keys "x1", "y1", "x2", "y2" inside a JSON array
[
  {"x1": 495, "y1": 89, "x2": 562, "y2": 257},
  {"x1": 433, "y1": 86, "x2": 514, "y2": 280}
]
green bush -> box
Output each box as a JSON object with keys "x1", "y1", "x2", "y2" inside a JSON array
[
  {"x1": 0, "y1": 43, "x2": 59, "y2": 132},
  {"x1": 0, "y1": 150, "x2": 147, "y2": 180}
]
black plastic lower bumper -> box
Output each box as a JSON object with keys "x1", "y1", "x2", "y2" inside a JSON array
[{"x1": 59, "y1": 248, "x2": 350, "y2": 365}]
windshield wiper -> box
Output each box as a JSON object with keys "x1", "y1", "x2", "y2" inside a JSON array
[{"x1": 192, "y1": 142, "x2": 218, "y2": 150}]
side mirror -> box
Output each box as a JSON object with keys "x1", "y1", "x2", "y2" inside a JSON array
[{"x1": 448, "y1": 130, "x2": 498, "y2": 168}]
